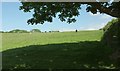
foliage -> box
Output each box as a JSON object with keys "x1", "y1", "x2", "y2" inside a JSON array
[
  {"x1": 101, "y1": 18, "x2": 120, "y2": 67},
  {"x1": 30, "y1": 29, "x2": 41, "y2": 33},
  {"x1": 9, "y1": 29, "x2": 29, "y2": 33},
  {"x1": 50, "y1": 31, "x2": 59, "y2": 33},
  {"x1": 20, "y1": 2, "x2": 120, "y2": 25},
  {"x1": 102, "y1": 19, "x2": 119, "y2": 32},
  {"x1": 0, "y1": 31, "x2": 4, "y2": 33},
  {"x1": 101, "y1": 18, "x2": 120, "y2": 48}
]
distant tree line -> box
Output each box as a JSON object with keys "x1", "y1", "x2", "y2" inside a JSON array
[
  {"x1": 48, "y1": 31, "x2": 59, "y2": 33},
  {"x1": 0, "y1": 29, "x2": 61, "y2": 33},
  {"x1": 0, "y1": 31, "x2": 4, "y2": 33},
  {"x1": 30, "y1": 29, "x2": 41, "y2": 33},
  {"x1": 0, "y1": 29, "x2": 41, "y2": 33},
  {"x1": 9, "y1": 29, "x2": 29, "y2": 33},
  {"x1": 0, "y1": 29, "x2": 81, "y2": 33}
]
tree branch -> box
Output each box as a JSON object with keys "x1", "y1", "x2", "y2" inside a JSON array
[{"x1": 88, "y1": 2, "x2": 120, "y2": 18}]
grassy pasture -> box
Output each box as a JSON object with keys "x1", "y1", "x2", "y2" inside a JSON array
[
  {"x1": 1, "y1": 30, "x2": 117, "y2": 69},
  {"x1": 2, "y1": 30, "x2": 102, "y2": 51}
]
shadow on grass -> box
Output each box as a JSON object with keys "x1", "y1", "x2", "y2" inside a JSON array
[{"x1": 2, "y1": 41, "x2": 116, "y2": 70}]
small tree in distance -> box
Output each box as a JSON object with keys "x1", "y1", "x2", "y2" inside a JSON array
[
  {"x1": 9, "y1": 29, "x2": 29, "y2": 33},
  {"x1": 30, "y1": 29, "x2": 41, "y2": 33},
  {"x1": 75, "y1": 30, "x2": 78, "y2": 32}
]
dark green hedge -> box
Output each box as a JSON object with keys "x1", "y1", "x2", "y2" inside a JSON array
[{"x1": 101, "y1": 18, "x2": 120, "y2": 48}]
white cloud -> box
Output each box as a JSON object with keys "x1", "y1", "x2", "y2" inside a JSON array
[
  {"x1": 99, "y1": 23, "x2": 107, "y2": 28},
  {"x1": 92, "y1": 23, "x2": 107, "y2": 29},
  {"x1": 79, "y1": 27, "x2": 99, "y2": 30},
  {"x1": 80, "y1": 22, "x2": 108, "y2": 30},
  {"x1": 59, "y1": 28, "x2": 75, "y2": 32},
  {"x1": 101, "y1": 14, "x2": 113, "y2": 19},
  {"x1": 85, "y1": 28, "x2": 96, "y2": 30},
  {"x1": 89, "y1": 12, "x2": 116, "y2": 20},
  {"x1": 89, "y1": 12, "x2": 101, "y2": 16}
]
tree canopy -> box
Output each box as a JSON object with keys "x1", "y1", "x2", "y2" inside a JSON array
[
  {"x1": 101, "y1": 18, "x2": 120, "y2": 48},
  {"x1": 30, "y1": 29, "x2": 41, "y2": 33},
  {"x1": 103, "y1": 18, "x2": 119, "y2": 32},
  {"x1": 20, "y1": 1, "x2": 120, "y2": 25},
  {"x1": 9, "y1": 29, "x2": 29, "y2": 33}
]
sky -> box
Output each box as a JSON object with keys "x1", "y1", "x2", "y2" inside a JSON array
[{"x1": 1, "y1": 2, "x2": 115, "y2": 32}]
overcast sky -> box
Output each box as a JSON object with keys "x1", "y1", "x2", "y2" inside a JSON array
[{"x1": 1, "y1": 2, "x2": 115, "y2": 32}]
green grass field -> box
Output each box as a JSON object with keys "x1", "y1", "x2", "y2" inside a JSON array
[{"x1": 2, "y1": 30, "x2": 117, "y2": 69}]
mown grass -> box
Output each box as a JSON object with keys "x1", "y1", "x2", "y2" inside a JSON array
[
  {"x1": 1, "y1": 30, "x2": 117, "y2": 69},
  {"x1": 2, "y1": 30, "x2": 102, "y2": 51}
]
